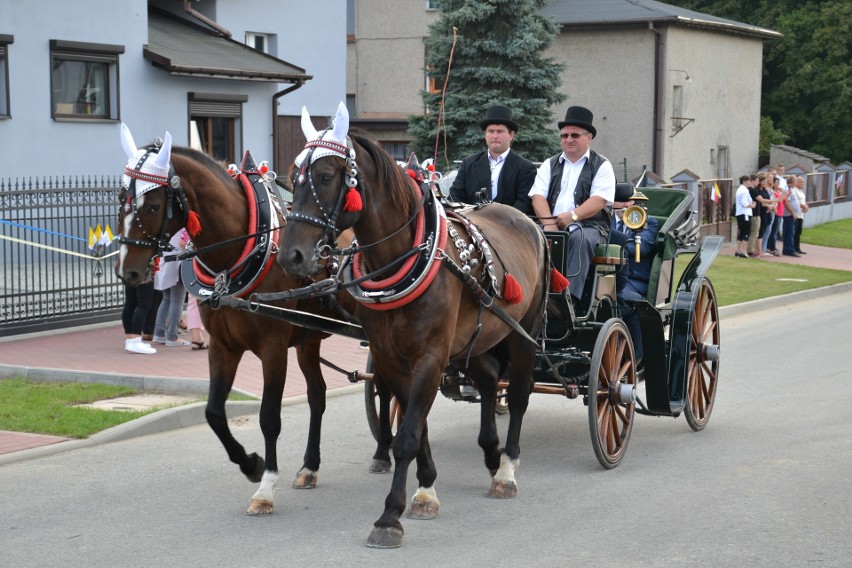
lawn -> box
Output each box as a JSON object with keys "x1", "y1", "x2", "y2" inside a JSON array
[
  {"x1": 0, "y1": 379, "x2": 154, "y2": 438},
  {"x1": 800, "y1": 218, "x2": 852, "y2": 250}
]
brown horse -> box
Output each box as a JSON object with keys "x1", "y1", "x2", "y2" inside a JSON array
[
  {"x1": 278, "y1": 104, "x2": 549, "y2": 548},
  {"x1": 114, "y1": 124, "x2": 358, "y2": 516}
]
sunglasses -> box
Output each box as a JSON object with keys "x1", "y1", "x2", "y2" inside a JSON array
[{"x1": 561, "y1": 132, "x2": 588, "y2": 139}]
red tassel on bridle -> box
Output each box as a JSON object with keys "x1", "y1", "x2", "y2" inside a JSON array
[
  {"x1": 550, "y1": 268, "x2": 569, "y2": 293},
  {"x1": 502, "y1": 273, "x2": 523, "y2": 304},
  {"x1": 343, "y1": 187, "x2": 362, "y2": 212},
  {"x1": 186, "y1": 209, "x2": 202, "y2": 237}
]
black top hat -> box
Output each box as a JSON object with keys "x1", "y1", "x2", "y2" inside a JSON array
[
  {"x1": 479, "y1": 105, "x2": 519, "y2": 132},
  {"x1": 558, "y1": 106, "x2": 596, "y2": 138}
]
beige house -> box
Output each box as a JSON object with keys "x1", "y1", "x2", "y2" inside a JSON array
[{"x1": 346, "y1": 0, "x2": 779, "y2": 180}]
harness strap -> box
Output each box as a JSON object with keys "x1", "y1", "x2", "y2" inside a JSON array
[{"x1": 441, "y1": 255, "x2": 539, "y2": 348}]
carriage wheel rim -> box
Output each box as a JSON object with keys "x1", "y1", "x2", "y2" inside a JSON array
[
  {"x1": 686, "y1": 281, "x2": 719, "y2": 426},
  {"x1": 590, "y1": 322, "x2": 636, "y2": 466}
]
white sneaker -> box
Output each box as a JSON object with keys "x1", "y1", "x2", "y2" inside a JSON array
[{"x1": 125, "y1": 337, "x2": 157, "y2": 354}]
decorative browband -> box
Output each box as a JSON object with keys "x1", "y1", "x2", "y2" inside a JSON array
[{"x1": 124, "y1": 167, "x2": 169, "y2": 186}]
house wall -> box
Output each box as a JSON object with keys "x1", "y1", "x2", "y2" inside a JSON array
[
  {"x1": 349, "y1": 0, "x2": 439, "y2": 119},
  {"x1": 660, "y1": 26, "x2": 764, "y2": 181},
  {"x1": 0, "y1": 0, "x2": 345, "y2": 178},
  {"x1": 545, "y1": 27, "x2": 657, "y2": 177}
]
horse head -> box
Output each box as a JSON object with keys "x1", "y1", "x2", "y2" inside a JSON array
[
  {"x1": 278, "y1": 102, "x2": 365, "y2": 279},
  {"x1": 114, "y1": 124, "x2": 187, "y2": 286}
]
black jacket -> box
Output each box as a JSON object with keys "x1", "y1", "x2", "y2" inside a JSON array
[{"x1": 449, "y1": 150, "x2": 536, "y2": 214}]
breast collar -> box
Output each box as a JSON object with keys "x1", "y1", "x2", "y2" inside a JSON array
[
  {"x1": 181, "y1": 170, "x2": 281, "y2": 300},
  {"x1": 341, "y1": 182, "x2": 447, "y2": 310}
]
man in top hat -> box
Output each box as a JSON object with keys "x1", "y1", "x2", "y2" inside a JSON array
[
  {"x1": 450, "y1": 105, "x2": 536, "y2": 214},
  {"x1": 529, "y1": 105, "x2": 616, "y2": 305}
]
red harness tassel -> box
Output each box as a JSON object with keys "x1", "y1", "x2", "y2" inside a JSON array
[
  {"x1": 186, "y1": 210, "x2": 202, "y2": 237},
  {"x1": 550, "y1": 268, "x2": 569, "y2": 293},
  {"x1": 343, "y1": 187, "x2": 363, "y2": 212},
  {"x1": 502, "y1": 273, "x2": 523, "y2": 304}
]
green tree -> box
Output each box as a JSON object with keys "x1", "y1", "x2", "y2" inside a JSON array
[
  {"x1": 408, "y1": 0, "x2": 565, "y2": 171},
  {"x1": 667, "y1": 0, "x2": 851, "y2": 164},
  {"x1": 759, "y1": 115, "x2": 789, "y2": 159}
]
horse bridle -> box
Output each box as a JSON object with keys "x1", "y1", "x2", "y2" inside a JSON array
[
  {"x1": 118, "y1": 145, "x2": 191, "y2": 255},
  {"x1": 286, "y1": 130, "x2": 362, "y2": 259}
]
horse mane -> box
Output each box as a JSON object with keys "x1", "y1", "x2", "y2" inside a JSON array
[
  {"x1": 171, "y1": 145, "x2": 237, "y2": 189},
  {"x1": 349, "y1": 131, "x2": 419, "y2": 218}
]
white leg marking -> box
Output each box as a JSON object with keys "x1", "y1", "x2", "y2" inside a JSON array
[
  {"x1": 412, "y1": 486, "x2": 440, "y2": 508},
  {"x1": 492, "y1": 453, "x2": 520, "y2": 485},
  {"x1": 251, "y1": 470, "x2": 280, "y2": 503}
]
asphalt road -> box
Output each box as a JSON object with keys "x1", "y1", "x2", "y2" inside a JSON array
[{"x1": 2, "y1": 292, "x2": 850, "y2": 567}]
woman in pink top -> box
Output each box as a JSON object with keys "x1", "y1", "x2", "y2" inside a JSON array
[{"x1": 765, "y1": 177, "x2": 784, "y2": 256}]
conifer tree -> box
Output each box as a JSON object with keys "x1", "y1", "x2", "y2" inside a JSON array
[{"x1": 408, "y1": 0, "x2": 565, "y2": 170}]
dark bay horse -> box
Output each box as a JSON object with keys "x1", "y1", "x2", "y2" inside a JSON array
[
  {"x1": 114, "y1": 125, "x2": 357, "y2": 516},
  {"x1": 278, "y1": 104, "x2": 549, "y2": 548}
]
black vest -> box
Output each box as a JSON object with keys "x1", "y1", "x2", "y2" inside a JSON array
[{"x1": 545, "y1": 149, "x2": 612, "y2": 233}]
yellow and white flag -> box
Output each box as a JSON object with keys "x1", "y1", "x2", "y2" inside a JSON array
[
  {"x1": 711, "y1": 182, "x2": 721, "y2": 203},
  {"x1": 99, "y1": 225, "x2": 115, "y2": 246},
  {"x1": 87, "y1": 227, "x2": 96, "y2": 250}
]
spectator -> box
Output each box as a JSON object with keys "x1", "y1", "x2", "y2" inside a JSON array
[
  {"x1": 734, "y1": 175, "x2": 755, "y2": 258},
  {"x1": 746, "y1": 175, "x2": 762, "y2": 257},
  {"x1": 121, "y1": 277, "x2": 157, "y2": 355},
  {"x1": 529, "y1": 105, "x2": 615, "y2": 304},
  {"x1": 185, "y1": 295, "x2": 208, "y2": 350},
  {"x1": 753, "y1": 174, "x2": 777, "y2": 256},
  {"x1": 776, "y1": 164, "x2": 789, "y2": 191},
  {"x1": 781, "y1": 175, "x2": 801, "y2": 257},
  {"x1": 152, "y1": 229, "x2": 191, "y2": 346},
  {"x1": 794, "y1": 175, "x2": 809, "y2": 254},
  {"x1": 764, "y1": 176, "x2": 783, "y2": 256},
  {"x1": 449, "y1": 105, "x2": 536, "y2": 214}
]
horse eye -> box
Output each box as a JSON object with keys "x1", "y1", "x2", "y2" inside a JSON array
[
  {"x1": 148, "y1": 204, "x2": 161, "y2": 214},
  {"x1": 320, "y1": 173, "x2": 334, "y2": 183}
]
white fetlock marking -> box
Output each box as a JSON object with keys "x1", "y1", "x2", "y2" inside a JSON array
[
  {"x1": 251, "y1": 470, "x2": 280, "y2": 502},
  {"x1": 412, "y1": 486, "x2": 440, "y2": 508},
  {"x1": 492, "y1": 453, "x2": 520, "y2": 484}
]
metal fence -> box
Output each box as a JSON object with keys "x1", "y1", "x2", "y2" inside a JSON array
[{"x1": 1, "y1": 175, "x2": 123, "y2": 337}]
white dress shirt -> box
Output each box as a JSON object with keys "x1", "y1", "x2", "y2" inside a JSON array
[
  {"x1": 488, "y1": 149, "x2": 509, "y2": 199},
  {"x1": 528, "y1": 150, "x2": 615, "y2": 215}
]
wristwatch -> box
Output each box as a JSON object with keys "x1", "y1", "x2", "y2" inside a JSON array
[{"x1": 570, "y1": 211, "x2": 578, "y2": 222}]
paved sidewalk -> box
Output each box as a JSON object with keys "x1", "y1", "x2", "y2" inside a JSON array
[{"x1": 1, "y1": 242, "x2": 850, "y2": 462}]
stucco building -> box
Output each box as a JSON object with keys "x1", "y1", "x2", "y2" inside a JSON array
[{"x1": 346, "y1": 0, "x2": 780, "y2": 181}]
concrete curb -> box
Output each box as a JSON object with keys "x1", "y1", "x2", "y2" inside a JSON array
[{"x1": 0, "y1": 384, "x2": 364, "y2": 466}]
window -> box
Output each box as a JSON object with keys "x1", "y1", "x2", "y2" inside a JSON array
[
  {"x1": 426, "y1": 0, "x2": 439, "y2": 10},
  {"x1": 245, "y1": 32, "x2": 272, "y2": 55},
  {"x1": 50, "y1": 40, "x2": 123, "y2": 121},
  {"x1": 716, "y1": 146, "x2": 730, "y2": 179},
  {"x1": 189, "y1": 92, "x2": 247, "y2": 163},
  {"x1": 0, "y1": 35, "x2": 12, "y2": 118}
]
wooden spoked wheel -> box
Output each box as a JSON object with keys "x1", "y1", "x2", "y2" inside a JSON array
[
  {"x1": 684, "y1": 278, "x2": 720, "y2": 431},
  {"x1": 364, "y1": 355, "x2": 402, "y2": 442},
  {"x1": 587, "y1": 319, "x2": 637, "y2": 469}
]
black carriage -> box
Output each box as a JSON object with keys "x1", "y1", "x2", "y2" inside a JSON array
[{"x1": 361, "y1": 183, "x2": 722, "y2": 469}]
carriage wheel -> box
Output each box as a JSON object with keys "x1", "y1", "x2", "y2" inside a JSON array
[
  {"x1": 364, "y1": 355, "x2": 402, "y2": 442},
  {"x1": 683, "y1": 278, "x2": 720, "y2": 432},
  {"x1": 587, "y1": 319, "x2": 637, "y2": 469}
]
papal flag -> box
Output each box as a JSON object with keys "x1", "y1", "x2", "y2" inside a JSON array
[
  {"x1": 711, "y1": 182, "x2": 721, "y2": 203},
  {"x1": 87, "y1": 227, "x2": 96, "y2": 250},
  {"x1": 99, "y1": 225, "x2": 115, "y2": 246}
]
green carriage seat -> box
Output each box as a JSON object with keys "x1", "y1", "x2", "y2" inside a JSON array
[{"x1": 638, "y1": 188, "x2": 695, "y2": 306}]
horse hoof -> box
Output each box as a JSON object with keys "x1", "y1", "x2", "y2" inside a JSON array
[
  {"x1": 243, "y1": 453, "x2": 265, "y2": 484},
  {"x1": 487, "y1": 480, "x2": 517, "y2": 499},
  {"x1": 245, "y1": 499, "x2": 273, "y2": 516},
  {"x1": 366, "y1": 526, "x2": 404, "y2": 549},
  {"x1": 404, "y1": 501, "x2": 439, "y2": 520},
  {"x1": 369, "y1": 459, "x2": 392, "y2": 474},
  {"x1": 292, "y1": 468, "x2": 317, "y2": 489}
]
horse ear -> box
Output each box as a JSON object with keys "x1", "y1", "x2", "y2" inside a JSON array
[
  {"x1": 301, "y1": 106, "x2": 318, "y2": 141},
  {"x1": 153, "y1": 131, "x2": 172, "y2": 170},
  {"x1": 121, "y1": 123, "x2": 138, "y2": 159},
  {"x1": 331, "y1": 101, "x2": 349, "y2": 141}
]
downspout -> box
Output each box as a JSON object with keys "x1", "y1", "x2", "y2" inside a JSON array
[
  {"x1": 272, "y1": 81, "x2": 307, "y2": 172},
  {"x1": 649, "y1": 22, "x2": 664, "y2": 175},
  {"x1": 183, "y1": 0, "x2": 232, "y2": 37}
]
